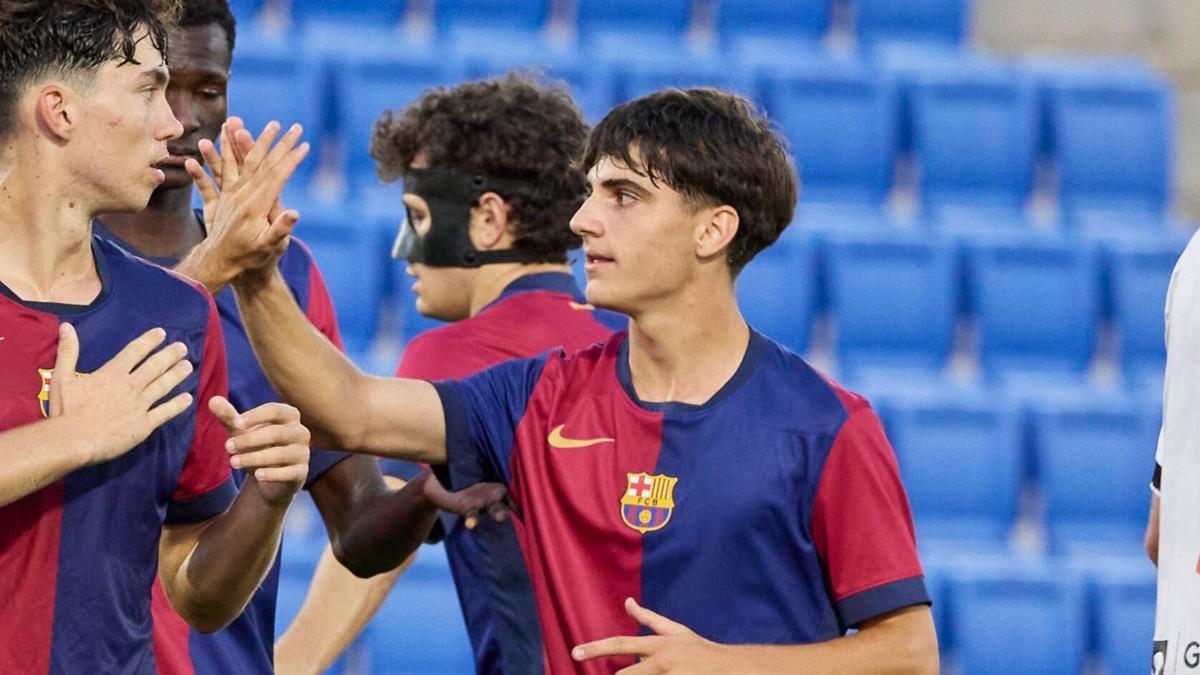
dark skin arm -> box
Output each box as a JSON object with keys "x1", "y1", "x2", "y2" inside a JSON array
[{"x1": 309, "y1": 454, "x2": 512, "y2": 578}]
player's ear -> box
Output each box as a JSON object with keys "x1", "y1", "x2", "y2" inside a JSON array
[
  {"x1": 34, "y1": 84, "x2": 76, "y2": 142},
  {"x1": 695, "y1": 204, "x2": 739, "y2": 261},
  {"x1": 470, "y1": 191, "x2": 512, "y2": 251}
]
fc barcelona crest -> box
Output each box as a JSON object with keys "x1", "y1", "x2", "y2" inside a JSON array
[
  {"x1": 38, "y1": 369, "x2": 53, "y2": 418},
  {"x1": 620, "y1": 472, "x2": 678, "y2": 534}
]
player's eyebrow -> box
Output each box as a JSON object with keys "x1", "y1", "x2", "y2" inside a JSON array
[
  {"x1": 599, "y1": 177, "x2": 652, "y2": 198},
  {"x1": 137, "y1": 66, "x2": 169, "y2": 87}
]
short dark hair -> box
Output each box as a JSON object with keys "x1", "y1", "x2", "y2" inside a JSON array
[
  {"x1": 179, "y1": 0, "x2": 236, "y2": 54},
  {"x1": 0, "y1": 0, "x2": 181, "y2": 139},
  {"x1": 583, "y1": 88, "x2": 798, "y2": 273},
  {"x1": 371, "y1": 72, "x2": 590, "y2": 264}
]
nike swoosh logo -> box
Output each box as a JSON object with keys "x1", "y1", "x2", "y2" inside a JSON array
[{"x1": 548, "y1": 424, "x2": 613, "y2": 449}]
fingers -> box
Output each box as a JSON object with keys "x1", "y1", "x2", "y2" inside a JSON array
[
  {"x1": 107, "y1": 327, "x2": 169, "y2": 374},
  {"x1": 225, "y1": 420, "x2": 310, "y2": 455},
  {"x1": 240, "y1": 121, "x2": 283, "y2": 178},
  {"x1": 572, "y1": 635, "x2": 658, "y2": 661},
  {"x1": 220, "y1": 401, "x2": 302, "y2": 435},
  {"x1": 145, "y1": 392, "x2": 195, "y2": 431},
  {"x1": 229, "y1": 444, "x2": 308, "y2": 471},
  {"x1": 49, "y1": 323, "x2": 79, "y2": 417},
  {"x1": 260, "y1": 209, "x2": 300, "y2": 248},
  {"x1": 486, "y1": 500, "x2": 511, "y2": 524},
  {"x1": 208, "y1": 395, "x2": 241, "y2": 432},
  {"x1": 625, "y1": 597, "x2": 687, "y2": 636},
  {"x1": 186, "y1": 157, "x2": 220, "y2": 207},
  {"x1": 246, "y1": 141, "x2": 310, "y2": 214},
  {"x1": 219, "y1": 121, "x2": 242, "y2": 188},
  {"x1": 140, "y1": 357, "x2": 194, "y2": 407},
  {"x1": 130, "y1": 341, "x2": 189, "y2": 388},
  {"x1": 250, "y1": 463, "x2": 309, "y2": 484}
]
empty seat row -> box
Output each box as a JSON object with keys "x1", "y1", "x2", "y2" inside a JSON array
[
  {"x1": 927, "y1": 556, "x2": 1155, "y2": 675},
  {"x1": 736, "y1": 229, "x2": 1185, "y2": 387},
  {"x1": 224, "y1": 47, "x2": 1174, "y2": 235},
  {"x1": 232, "y1": 0, "x2": 970, "y2": 49},
  {"x1": 879, "y1": 394, "x2": 1158, "y2": 556}
]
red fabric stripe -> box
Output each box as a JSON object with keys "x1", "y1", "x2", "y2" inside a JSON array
[
  {"x1": 508, "y1": 344, "x2": 661, "y2": 674},
  {"x1": 172, "y1": 294, "x2": 231, "y2": 501},
  {"x1": 151, "y1": 578, "x2": 195, "y2": 675},
  {"x1": 0, "y1": 483, "x2": 64, "y2": 673}
]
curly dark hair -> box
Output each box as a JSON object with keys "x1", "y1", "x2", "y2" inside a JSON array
[
  {"x1": 0, "y1": 0, "x2": 181, "y2": 139},
  {"x1": 370, "y1": 72, "x2": 589, "y2": 264},
  {"x1": 180, "y1": 0, "x2": 235, "y2": 54},
  {"x1": 583, "y1": 88, "x2": 798, "y2": 274}
]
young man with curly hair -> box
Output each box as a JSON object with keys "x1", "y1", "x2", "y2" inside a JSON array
[
  {"x1": 0, "y1": 2, "x2": 316, "y2": 672},
  {"x1": 224, "y1": 87, "x2": 937, "y2": 674},
  {"x1": 275, "y1": 74, "x2": 619, "y2": 675}
]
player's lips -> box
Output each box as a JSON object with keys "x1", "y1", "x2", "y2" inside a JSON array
[
  {"x1": 156, "y1": 151, "x2": 199, "y2": 169},
  {"x1": 584, "y1": 251, "x2": 614, "y2": 273}
]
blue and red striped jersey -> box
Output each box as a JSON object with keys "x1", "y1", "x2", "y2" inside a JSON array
[
  {"x1": 0, "y1": 236, "x2": 236, "y2": 674},
  {"x1": 437, "y1": 329, "x2": 930, "y2": 674},
  {"x1": 383, "y1": 272, "x2": 616, "y2": 674},
  {"x1": 94, "y1": 220, "x2": 350, "y2": 675}
]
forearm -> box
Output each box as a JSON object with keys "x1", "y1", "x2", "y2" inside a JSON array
[
  {"x1": 164, "y1": 476, "x2": 290, "y2": 632},
  {"x1": 175, "y1": 239, "x2": 238, "y2": 295},
  {"x1": 725, "y1": 607, "x2": 938, "y2": 675},
  {"x1": 275, "y1": 544, "x2": 414, "y2": 675},
  {"x1": 233, "y1": 270, "x2": 367, "y2": 450},
  {"x1": 333, "y1": 471, "x2": 440, "y2": 577},
  {"x1": 0, "y1": 417, "x2": 90, "y2": 507}
]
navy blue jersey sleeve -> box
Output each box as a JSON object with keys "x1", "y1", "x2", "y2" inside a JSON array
[
  {"x1": 433, "y1": 353, "x2": 553, "y2": 489},
  {"x1": 306, "y1": 447, "x2": 351, "y2": 489}
]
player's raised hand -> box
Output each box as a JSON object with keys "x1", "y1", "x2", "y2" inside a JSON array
[
  {"x1": 572, "y1": 598, "x2": 731, "y2": 674},
  {"x1": 49, "y1": 323, "x2": 195, "y2": 466},
  {"x1": 210, "y1": 396, "x2": 310, "y2": 507},
  {"x1": 183, "y1": 116, "x2": 307, "y2": 287},
  {"x1": 420, "y1": 472, "x2": 513, "y2": 529}
]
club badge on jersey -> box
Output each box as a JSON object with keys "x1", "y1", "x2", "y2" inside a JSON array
[{"x1": 621, "y1": 472, "x2": 679, "y2": 534}]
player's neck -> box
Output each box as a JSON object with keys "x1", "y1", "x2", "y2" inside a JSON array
[
  {"x1": 467, "y1": 262, "x2": 572, "y2": 317},
  {"x1": 0, "y1": 159, "x2": 101, "y2": 303},
  {"x1": 625, "y1": 282, "x2": 749, "y2": 406},
  {"x1": 95, "y1": 185, "x2": 202, "y2": 260}
]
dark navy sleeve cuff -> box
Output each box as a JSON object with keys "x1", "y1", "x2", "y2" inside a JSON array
[
  {"x1": 433, "y1": 380, "x2": 490, "y2": 490},
  {"x1": 837, "y1": 575, "x2": 931, "y2": 628},
  {"x1": 165, "y1": 476, "x2": 237, "y2": 524},
  {"x1": 305, "y1": 446, "x2": 352, "y2": 489}
]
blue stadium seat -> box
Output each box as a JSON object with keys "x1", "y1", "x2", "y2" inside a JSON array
[
  {"x1": 883, "y1": 398, "x2": 1021, "y2": 549},
  {"x1": 370, "y1": 543, "x2": 474, "y2": 674},
  {"x1": 736, "y1": 236, "x2": 817, "y2": 354},
  {"x1": 227, "y1": 0, "x2": 261, "y2": 22},
  {"x1": 614, "y1": 61, "x2": 754, "y2": 107},
  {"x1": 908, "y1": 64, "x2": 1037, "y2": 228},
  {"x1": 1044, "y1": 69, "x2": 1172, "y2": 230},
  {"x1": 295, "y1": 212, "x2": 388, "y2": 353},
  {"x1": 714, "y1": 0, "x2": 831, "y2": 48},
  {"x1": 576, "y1": 0, "x2": 692, "y2": 39},
  {"x1": 336, "y1": 56, "x2": 463, "y2": 193},
  {"x1": 855, "y1": 0, "x2": 971, "y2": 47},
  {"x1": 1089, "y1": 561, "x2": 1157, "y2": 675},
  {"x1": 290, "y1": 0, "x2": 407, "y2": 26},
  {"x1": 1031, "y1": 400, "x2": 1157, "y2": 554},
  {"x1": 944, "y1": 565, "x2": 1086, "y2": 675},
  {"x1": 1108, "y1": 237, "x2": 1185, "y2": 386},
  {"x1": 435, "y1": 0, "x2": 550, "y2": 33},
  {"x1": 462, "y1": 53, "x2": 614, "y2": 125},
  {"x1": 966, "y1": 237, "x2": 1099, "y2": 382},
  {"x1": 825, "y1": 234, "x2": 957, "y2": 378},
  {"x1": 226, "y1": 54, "x2": 324, "y2": 185},
  {"x1": 760, "y1": 60, "x2": 899, "y2": 228}
]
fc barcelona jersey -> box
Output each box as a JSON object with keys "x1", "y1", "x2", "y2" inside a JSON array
[
  {"x1": 93, "y1": 219, "x2": 350, "y2": 675},
  {"x1": 437, "y1": 329, "x2": 930, "y2": 673},
  {"x1": 0, "y1": 236, "x2": 236, "y2": 674}
]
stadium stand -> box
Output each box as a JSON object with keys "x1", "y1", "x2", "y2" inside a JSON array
[{"x1": 228, "y1": 1, "x2": 1181, "y2": 671}]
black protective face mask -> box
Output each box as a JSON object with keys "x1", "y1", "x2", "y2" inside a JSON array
[{"x1": 391, "y1": 167, "x2": 537, "y2": 268}]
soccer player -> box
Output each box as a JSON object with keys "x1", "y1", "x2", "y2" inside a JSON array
[
  {"x1": 274, "y1": 75, "x2": 618, "y2": 674},
  {"x1": 89, "y1": 3, "x2": 503, "y2": 673},
  {"x1": 0, "y1": 2, "x2": 313, "y2": 672},
  {"x1": 1149, "y1": 231, "x2": 1200, "y2": 671},
  {"x1": 225, "y1": 88, "x2": 938, "y2": 673}
]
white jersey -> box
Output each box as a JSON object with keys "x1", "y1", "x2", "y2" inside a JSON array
[{"x1": 1154, "y1": 229, "x2": 1200, "y2": 674}]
